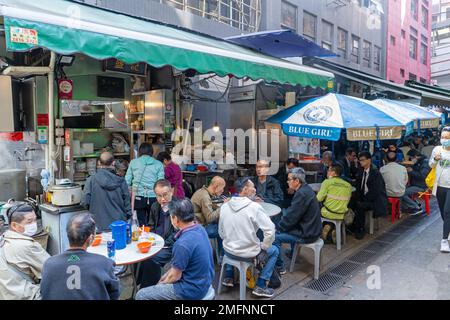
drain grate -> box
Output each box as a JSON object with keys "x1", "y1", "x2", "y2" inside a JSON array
[
  {"x1": 328, "y1": 261, "x2": 362, "y2": 277},
  {"x1": 304, "y1": 273, "x2": 343, "y2": 293},
  {"x1": 348, "y1": 250, "x2": 377, "y2": 264},
  {"x1": 364, "y1": 241, "x2": 389, "y2": 253}
]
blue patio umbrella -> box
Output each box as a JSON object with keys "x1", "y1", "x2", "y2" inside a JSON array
[{"x1": 266, "y1": 93, "x2": 413, "y2": 142}]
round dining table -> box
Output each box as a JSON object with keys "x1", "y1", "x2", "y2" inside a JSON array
[
  {"x1": 260, "y1": 202, "x2": 282, "y2": 217},
  {"x1": 87, "y1": 232, "x2": 164, "y2": 297}
]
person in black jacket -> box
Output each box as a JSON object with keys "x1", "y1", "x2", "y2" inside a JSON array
[
  {"x1": 275, "y1": 158, "x2": 300, "y2": 208},
  {"x1": 137, "y1": 179, "x2": 178, "y2": 288},
  {"x1": 339, "y1": 148, "x2": 359, "y2": 183},
  {"x1": 251, "y1": 160, "x2": 284, "y2": 207},
  {"x1": 273, "y1": 167, "x2": 322, "y2": 274},
  {"x1": 401, "y1": 149, "x2": 430, "y2": 214},
  {"x1": 81, "y1": 152, "x2": 131, "y2": 231},
  {"x1": 350, "y1": 151, "x2": 388, "y2": 240}
]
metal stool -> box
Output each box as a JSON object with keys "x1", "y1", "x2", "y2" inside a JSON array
[
  {"x1": 202, "y1": 285, "x2": 215, "y2": 300},
  {"x1": 322, "y1": 217, "x2": 346, "y2": 251},
  {"x1": 210, "y1": 237, "x2": 221, "y2": 264},
  {"x1": 290, "y1": 238, "x2": 324, "y2": 279},
  {"x1": 217, "y1": 254, "x2": 254, "y2": 300}
]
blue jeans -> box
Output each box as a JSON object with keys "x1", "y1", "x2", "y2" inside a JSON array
[
  {"x1": 273, "y1": 232, "x2": 306, "y2": 269},
  {"x1": 135, "y1": 283, "x2": 182, "y2": 300},
  {"x1": 224, "y1": 245, "x2": 279, "y2": 286},
  {"x1": 401, "y1": 186, "x2": 425, "y2": 211},
  {"x1": 205, "y1": 223, "x2": 223, "y2": 257}
]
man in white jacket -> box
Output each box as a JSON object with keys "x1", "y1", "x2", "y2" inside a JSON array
[{"x1": 219, "y1": 177, "x2": 279, "y2": 298}]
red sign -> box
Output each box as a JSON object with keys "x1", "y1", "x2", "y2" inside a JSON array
[
  {"x1": 58, "y1": 79, "x2": 73, "y2": 99},
  {"x1": 0, "y1": 132, "x2": 23, "y2": 141},
  {"x1": 37, "y1": 114, "x2": 49, "y2": 126}
]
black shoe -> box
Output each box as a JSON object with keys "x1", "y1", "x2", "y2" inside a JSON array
[{"x1": 355, "y1": 229, "x2": 366, "y2": 240}]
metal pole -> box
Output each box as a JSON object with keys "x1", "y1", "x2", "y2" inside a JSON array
[{"x1": 48, "y1": 52, "x2": 57, "y2": 184}]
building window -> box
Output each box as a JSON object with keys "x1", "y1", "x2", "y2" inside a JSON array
[
  {"x1": 410, "y1": 35, "x2": 417, "y2": 59},
  {"x1": 401, "y1": 30, "x2": 406, "y2": 39},
  {"x1": 359, "y1": 0, "x2": 370, "y2": 7},
  {"x1": 447, "y1": 7, "x2": 450, "y2": 20},
  {"x1": 322, "y1": 20, "x2": 333, "y2": 50},
  {"x1": 420, "y1": 77, "x2": 427, "y2": 83},
  {"x1": 363, "y1": 40, "x2": 371, "y2": 67},
  {"x1": 409, "y1": 73, "x2": 417, "y2": 81},
  {"x1": 337, "y1": 28, "x2": 347, "y2": 58},
  {"x1": 374, "y1": 46, "x2": 381, "y2": 71},
  {"x1": 421, "y1": 6, "x2": 428, "y2": 28},
  {"x1": 281, "y1": 1, "x2": 297, "y2": 31},
  {"x1": 303, "y1": 11, "x2": 317, "y2": 42},
  {"x1": 420, "y1": 35, "x2": 428, "y2": 65},
  {"x1": 400, "y1": 69, "x2": 405, "y2": 78},
  {"x1": 390, "y1": 35, "x2": 396, "y2": 46},
  {"x1": 351, "y1": 35, "x2": 360, "y2": 64},
  {"x1": 411, "y1": 0, "x2": 418, "y2": 21}
]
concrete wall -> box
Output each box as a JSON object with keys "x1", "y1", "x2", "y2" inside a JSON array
[
  {"x1": 261, "y1": 0, "x2": 386, "y2": 78},
  {"x1": 386, "y1": 0, "x2": 432, "y2": 84}
]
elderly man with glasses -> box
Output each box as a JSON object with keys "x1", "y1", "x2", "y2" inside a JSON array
[{"x1": 273, "y1": 168, "x2": 322, "y2": 275}]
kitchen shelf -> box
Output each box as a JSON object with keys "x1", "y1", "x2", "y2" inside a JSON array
[
  {"x1": 73, "y1": 152, "x2": 130, "y2": 159},
  {"x1": 71, "y1": 128, "x2": 130, "y2": 133},
  {"x1": 129, "y1": 112, "x2": 144, "y2": 115}
]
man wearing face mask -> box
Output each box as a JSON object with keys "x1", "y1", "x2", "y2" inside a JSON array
[
  {"x1": 40, "y1": 213, "x2": 120, "y2": 300},
  {"x1": 0, "y1": 204, "x2": 50, "y2": 300}
]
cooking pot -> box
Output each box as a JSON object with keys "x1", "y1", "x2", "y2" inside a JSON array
[{"x1": 50, "y1": 183, "x2": 82, "y2": 206}]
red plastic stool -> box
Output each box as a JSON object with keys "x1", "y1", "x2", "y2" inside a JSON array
[
  {"x1": 412, "y1": 191, "x2": 431, "y2": 216},
  {"x1": 388, "y1": 197, "x2": 401, "y2": 223}
]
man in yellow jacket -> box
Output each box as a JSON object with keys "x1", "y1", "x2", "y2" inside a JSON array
[{"x1": 317, "y1": 163, "x2": 352, "y2": 220}]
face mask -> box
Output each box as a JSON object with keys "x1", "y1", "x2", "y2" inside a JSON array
[
  {"x1": 22, "y1": 222, "x2": 37, "y2": 237},
  {"x1": 441, "y1": 139, "x2": 450, "y2": 148}
]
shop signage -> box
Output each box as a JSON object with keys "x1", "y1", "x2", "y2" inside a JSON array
[
  {"x1": 37, "y1": 126, "x2": 48, "y2": 144},
  {"x1": 58, "y1": 79, "x2": 73, "y2": 100},
  {"x1": 348, "y1": 81, "x2": 365, "y2": 98},
  {"x1": 10, "y1": 27, "x2": 38, "y2": 45},
  {"x1": 37, "y1": 114, "x2": 49, "y2": 126},
  {"x1": 103, "y1": 58, "x2": 147, "y2": 76},
  {"x1": 346, "y1": 126, "x2": 402, "y2": 141}
]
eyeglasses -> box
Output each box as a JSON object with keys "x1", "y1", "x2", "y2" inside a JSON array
[{"x1": 156, "y1": 192, "x2": 172, "y2": 200}]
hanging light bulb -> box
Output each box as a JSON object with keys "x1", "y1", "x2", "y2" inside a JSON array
[
  {"x1": 109, "y1": 112, "x2": 114, "y2": 119},
  {"x1": 213, "y1": 121, "x2": 220, "y2": 132}
]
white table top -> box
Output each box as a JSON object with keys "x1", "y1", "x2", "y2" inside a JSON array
[
  {"x1": 87, "y1": 232, "x2": 165, "y2": 266},
  {"x1": 260, "y1": 202, "x2": 282, "y2": 217},
  {"x1": 309, "y1": 183, "x2": 356, "y2": 193}
]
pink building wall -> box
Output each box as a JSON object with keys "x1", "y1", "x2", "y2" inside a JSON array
[{"x1": 386, "y1": 0, "x2": 432, "y2": 84}]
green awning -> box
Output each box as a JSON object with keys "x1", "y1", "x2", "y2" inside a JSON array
[{"x1": 0, "y1": 0, "x2": 334, "y2": 89}]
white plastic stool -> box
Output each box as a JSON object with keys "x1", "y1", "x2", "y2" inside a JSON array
[
  {"x1": 365, "y1": 210, "x2": 379, "y2": 235},
  {"x1": 322, "y1": 217, "x2": 346, "y2": 251},
  {"x1": 202, "y1": 285, "x2": 215, "y2": 300},
  {"x1": 217, "y1": 254, "x2": 254, "y2": 300},
  {"x1": 289, "y1": 238, "x2": 324, "y2": 279},
  {"x1": 210, "y1": 237, "x2": 221, "y2": 264}
]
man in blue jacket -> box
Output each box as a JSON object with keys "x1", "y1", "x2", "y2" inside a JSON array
[{"x1": 81, "y1": 152, "x2": 131, "y2": 231}]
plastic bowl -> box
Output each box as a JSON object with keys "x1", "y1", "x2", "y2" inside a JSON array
[
  {"x1": 92, "y1": 237, "x2": 102, "y2": 247},
  {"x1": 137, "y1": 241, "x2": 152, "y2": 254},
  {"x1": 197, "y1": 165, "x2": 208, "y2": 172}
]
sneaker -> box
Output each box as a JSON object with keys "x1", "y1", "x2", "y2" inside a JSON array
[
  {"x1": 441, "y1": 240, "x2": 450, "y2": 253},
  {"x1": 222, "y1": 277, "x2": 234, "y2": 287},
  {"x1": 409, "y1": 208, "x2": 424, "y2": 216},
  {"x1": 276, "y1": 267, "x2": 287, "y2": 275},
  {"x1": 252, "y1": 286, "x2": 275, "y2": 298}
]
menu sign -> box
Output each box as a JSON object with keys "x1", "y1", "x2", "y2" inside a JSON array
[
  {"x1": 10, "y1": 27, "x2": 38, "y2": 45},
  {"x1": 347, "y1": 127, "x2": 403, "y2": 141},
  {"x1": 103, "y1": 58, "x2": 147, "y2": 76}
]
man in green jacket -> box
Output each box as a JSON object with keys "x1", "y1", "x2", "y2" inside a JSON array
[{"x1": 317, "y1": 163, "x2": 352, "y2": 220}]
